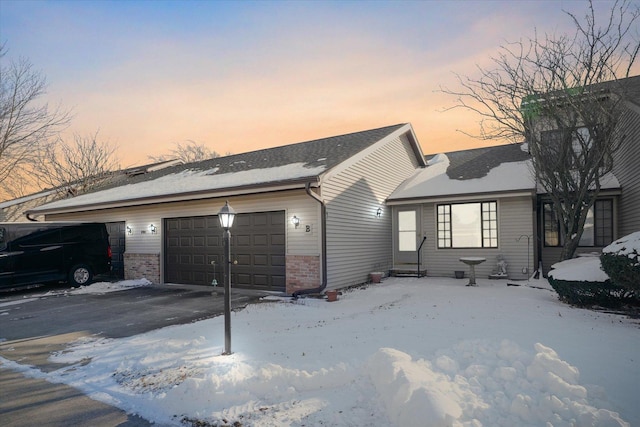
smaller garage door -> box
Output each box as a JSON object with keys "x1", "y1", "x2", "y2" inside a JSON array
[
  {"x1": 106, "y1": 222, "x2": 125, "y2": 279},
  {"x1": 165, "y1": 211, "x2": 285, "y2": 291}
]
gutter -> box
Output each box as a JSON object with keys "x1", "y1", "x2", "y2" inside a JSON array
[
  {"x1": 26, "y1": 177, "x2": 320, "y2": 217},
  {"x1": 292, "y1": 183, "x2": 328, "y2": 298}
]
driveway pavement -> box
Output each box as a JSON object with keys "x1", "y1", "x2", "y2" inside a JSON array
[{"x1": 0, "y1": 283, "x2": 266, "y2": 426}]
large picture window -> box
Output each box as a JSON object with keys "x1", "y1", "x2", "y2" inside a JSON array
[
  {"x1": 437, "y1": 201, "x2": 498, "y2": 249},
  {"x1": 543, "y1": 200, "x2": 613, "y2": 247}
]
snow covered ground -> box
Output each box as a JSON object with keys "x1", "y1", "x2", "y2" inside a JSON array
[{"x1": 1, "y1": 275, "x2": 638, "y2": 427}]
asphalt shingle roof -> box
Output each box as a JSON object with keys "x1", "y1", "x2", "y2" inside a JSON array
[
  {"x1": 96, "y1": 123, "x2": 408, "y2": 192},
  {"x1": 30, "y1": 124, "x2": 408, "y2": 212}
]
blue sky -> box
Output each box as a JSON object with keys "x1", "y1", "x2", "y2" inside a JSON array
[{"x1": 1, "y1": 1, "x2": 631, "y2": 166}]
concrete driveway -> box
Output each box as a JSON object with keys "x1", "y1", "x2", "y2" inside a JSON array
[{"x1": 0, "y1": 283, "x2": 266, "y2": 426}]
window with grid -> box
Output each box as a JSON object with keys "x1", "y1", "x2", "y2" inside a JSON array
[
  {"x1": 437, "y1": 201, "x2": 498, "y2": 248},
  {"x1": 437, "y1": 205, "x2": 451, "y2": 248},
  {"x1": 542, "y1": 200, "x2": 613, "y2": 247},
  {"x1": 594, "y1": 200, "x2": 613, "y2": 246}
]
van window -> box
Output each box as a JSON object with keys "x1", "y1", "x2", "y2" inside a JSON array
[{"x1": 14, "y1": 227, "x2": 61, "y2": 247}]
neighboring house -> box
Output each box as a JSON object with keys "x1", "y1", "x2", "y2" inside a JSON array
[
  {"x1": 536, "y1": 173, "x2": 621, "y2": 275},
  {"x1": 1, "y1": 159, "x2": 182, "y2": 223},
  {"x1": 611, "y1": 78, "x2": 640, "y2": 237},
  {"x1": 0, "y1": 189, "x2": 61, "y2": 222},
  {"x1": 27, "y1": 124, "x2": 425, "y2": 294},
  {"x1": 388, "y1": 143, "x2": 536, "y2": 281},
  {"x1": 532, "y1": 75, "x2": 640, "y2": 275}
]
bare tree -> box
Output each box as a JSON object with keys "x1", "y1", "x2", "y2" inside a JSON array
[
  {"x1": 148, "y1": 140, "x2": 220, "y2": 164},
  {"x1": 0, "y1": 45, "x2": 71, "y2": 200},
  {"x1": 36, "y1": 131, "x2": 121, "y2": 196},
  {"x1": 441, "y1": 0, "x2": 640, "y2": 261}
]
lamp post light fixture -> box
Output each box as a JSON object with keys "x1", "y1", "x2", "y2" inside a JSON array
[{"x1": 218, "y1": 201, "x2": 236, "y2": 355}]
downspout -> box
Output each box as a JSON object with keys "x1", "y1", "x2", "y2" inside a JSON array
[{"x1": 292, "y1": 182, "x2": 328, "y2": 298}]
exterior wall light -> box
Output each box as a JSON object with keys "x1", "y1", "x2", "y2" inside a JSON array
[
  {"x1": 376, "y1": 207, "x2": 382, "y2": 218},
  {"x1": 126, "y1": 225, "x2": 132, "y2": 235},
  {"x1": 292, "y1": 215, "x2": 300, "y2": 228},
  {"x1": 149, "y1": 224, "x2": 157, "y2": 234}
]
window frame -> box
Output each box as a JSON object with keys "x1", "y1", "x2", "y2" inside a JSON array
[
  {"x1": 542, "y1": 199, "x2": 613, "y2": 248},
  {"x1": 437, "y1": 201, "x2": 498, "y2": 249},
  {"x1": 398, "y1": 210, "x2": 417, "y2": 252}
]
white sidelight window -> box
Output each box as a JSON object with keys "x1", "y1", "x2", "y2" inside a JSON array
[{"x1": 398, "y1": 210, "x2": 417, "y2": 251}]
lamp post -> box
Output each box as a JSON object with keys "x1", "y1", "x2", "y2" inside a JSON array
[{"x1": 218, "y1": 201, "x2": 236, "y2": 355}]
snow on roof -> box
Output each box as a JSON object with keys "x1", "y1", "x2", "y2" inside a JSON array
[
  {"x1": 389, "y1": 154, "x2": 535, "y2": 200},
  {"x1": 536, "y1": 170, "x2": 620, "y2": 194},
  {"x1": 30, "y1": 124, "x2": 410, "y2": 213},
  {"x1": 32, "y1": 162, "x2": 326, "y2": 211}
]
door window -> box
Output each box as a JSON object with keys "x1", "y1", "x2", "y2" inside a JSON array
[{"x1": 398, "y1": 211, "x2": 417, "y2": 251}]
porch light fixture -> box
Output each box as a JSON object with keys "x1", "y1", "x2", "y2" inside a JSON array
[
  {"x1": 126, "y1": 225, "x2": 132, "y2": 235},
  {"x1": 217, "y1": 201, "x2": 235, "y2": 355},
  {"x1": 149, "y1": 224, "x2": 157, "y2": 234},
  {"x1": 292, "y1": 215, "x2": 300, "y2": 228},
  {"x1": 376, "y1": 207, "x2": 382, "y2": 218}
]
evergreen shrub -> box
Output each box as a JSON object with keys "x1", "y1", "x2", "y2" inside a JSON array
[
  {"x1": 600, "y1": 231, "x2": 640, "y2": 292},
  {"x1": 548, "y1": 277, "x2": 639, "y2": 308}
]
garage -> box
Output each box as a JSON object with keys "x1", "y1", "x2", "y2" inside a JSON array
[{"x1": 164, "y1": 211, "x2": 285, "y2": 291}]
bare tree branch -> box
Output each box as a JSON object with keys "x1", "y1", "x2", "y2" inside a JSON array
[
  {"x1": 35, "y1": 131, "x2": 121, "y2": 196},
  {"x1": 148, "y1": 140, "x2": 221, "y2": 164},
  {"x1": 0, "y1": 45, "x2": 71, "y2": 200}
]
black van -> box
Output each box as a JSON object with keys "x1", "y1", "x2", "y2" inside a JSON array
[{"x1": 0, "y1": 222, "x2": 112, "y2": 289}]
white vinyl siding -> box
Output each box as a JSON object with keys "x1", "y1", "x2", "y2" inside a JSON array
[
  {"x1": 421, "y1": 196, "x2": 534, "y2": 280},
  {"x1": 322, "y1": 133, "x2": 422, "y2": 289},
  {"x1": 612, "y1": 103, "x2": 640, "y2": 236}
]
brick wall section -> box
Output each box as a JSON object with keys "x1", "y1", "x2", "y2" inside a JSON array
[
  {"x1": 124, "y1": 253, "x2": 160, "y2": 284},
  {"x1": 286, "y1": 255, "x2": 321, "y2": 294}
]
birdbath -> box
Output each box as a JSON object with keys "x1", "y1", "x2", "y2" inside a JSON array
[{"x1": 459, "y1": 257, "x2": 486, "y2": 286}]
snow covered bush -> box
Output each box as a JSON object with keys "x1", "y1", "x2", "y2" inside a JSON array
[
  {"x1": 601, "y1": 231, "x2": 640, "y2": 292},
  {"x1": 548, "y1": 256, "x2": 639, "y2": 308}
]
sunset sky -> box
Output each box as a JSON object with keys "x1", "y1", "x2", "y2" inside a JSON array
[{"x1": 1, "y1": 1, "x2": 631, "y2": 167}]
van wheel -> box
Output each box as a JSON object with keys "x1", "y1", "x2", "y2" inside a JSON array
[{"x1": 69, "y1": 264, "x2": 93, "y2": 287}]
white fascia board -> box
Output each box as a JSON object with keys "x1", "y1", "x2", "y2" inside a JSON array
[
  {"x1": 29, "y1": 181, "x2": 317, "y2": 216},
  {"x1": 319, "y1": 124, "x2": 425, "y2": 185},
  {"x1": 386, "y1": 190, "x2": 535, "y2": 206}
]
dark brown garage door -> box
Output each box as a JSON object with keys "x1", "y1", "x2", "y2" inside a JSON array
[{"x1": 164, "y1": 211, "x2": 285, "y2": 291}]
